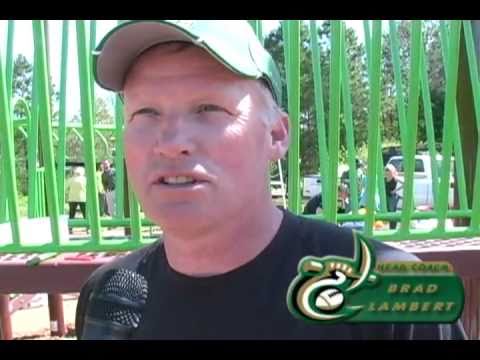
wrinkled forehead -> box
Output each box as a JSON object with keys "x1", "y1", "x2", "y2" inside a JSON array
[
  {"x1": 126, "y1": 45, "x2": 272, "y2": 104},
  {"x1": 126, "y1": 42, "x2": 238, "y2": 84}
]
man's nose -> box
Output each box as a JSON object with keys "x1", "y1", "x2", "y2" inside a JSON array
[{"x1": 152, "y1": 116, "x2": 196, "y2": 158}]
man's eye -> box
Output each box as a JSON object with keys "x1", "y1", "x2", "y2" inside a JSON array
[
  {"x1": 129, "y1": 108, "x2": 160, "y2": 122},
  {"x1": 197, "y1": 104, "x2": 225, "y2": 113},
  {"x1": 137, "y1": 108, "x2": 160, "y2": 116}
]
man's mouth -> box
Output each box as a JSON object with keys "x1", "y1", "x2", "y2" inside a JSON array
[{"x1": 154, "y1": 175, "x2": 208, "y2": 187}]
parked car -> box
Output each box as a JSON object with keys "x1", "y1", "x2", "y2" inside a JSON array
[
  {"x1": 386, "y1": 153, "x2": 455, "y2": 209},
  {"x1": 303, "y1": 174, "x2": 322, "y2": 198},
  {"x1": 270, "y1": 180, "x2": 286, "y2": 198}
]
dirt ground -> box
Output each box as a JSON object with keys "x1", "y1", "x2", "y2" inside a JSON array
[{"x1": 10, "y1": 294, "x2": 78, "y2": 340}]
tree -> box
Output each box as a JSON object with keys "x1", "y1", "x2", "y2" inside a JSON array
[
  {"x1": 10, "y1": 54, "x2": 61, "y2": 195},
  {"x1": 94, "y1": 97, "x2": 114, "y2": 125},
  {"x1": 12, "y1": 54, "x2": 33, "y2": 116},
  {"x1": 11, "y1": 54, "x2": 59, "y2": 120},
  {"x1": 65, "y1": 97, "x2": 116, "y2": 163},
  {"x1": 264, "y1": 21, "x2": 369, "y2": 176},
  {"x1": 11, "y1": 55, "x2": 34, "y2": 195},
  {"x1": 379, "y1": 20, "x2": 445, "y2": 146},
  {"x1": 263, "y1": 20, "x2": 447, "y2": 182}
]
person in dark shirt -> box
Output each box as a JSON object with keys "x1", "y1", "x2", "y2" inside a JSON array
[
  {"x1": 101, "y1": 159, "x2": 116, "y2": 216},
  {"x1": 75, "y1": 20, "x2": 466, "y2": 340},
  {"x1": 385, "y1": 163, "x2": 402, "y2": 229},
  {"x1": 303, "y1": 182, "x2": 350, "y2": 215}
]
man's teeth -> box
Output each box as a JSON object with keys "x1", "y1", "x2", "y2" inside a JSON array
[{"x1": 162, "y1": 176, "x2": 196, "y2": 185}]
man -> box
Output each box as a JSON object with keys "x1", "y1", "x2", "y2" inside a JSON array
[
  {"x1": 101, "y1": 159, "x2": 116, "y2": 216},
  {"x1": 76, "y1": 20, "x2": 466, "y2": 339}
]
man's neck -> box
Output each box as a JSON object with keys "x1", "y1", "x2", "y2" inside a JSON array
[{"x1": 162, "y1": 201, "x2": 284, "y2": 277}]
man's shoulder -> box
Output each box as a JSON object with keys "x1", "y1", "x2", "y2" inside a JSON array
[
  {"x1": 285, "y1": 211, "x2": 419, "y2": 262},
  {"x1": 89, "y1": 241, "x2": 160, "y2": 282}
]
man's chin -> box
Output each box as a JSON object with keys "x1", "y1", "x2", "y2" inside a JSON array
[{"x1": 145, "y1": 202, "x2": 211, "y2": 228}]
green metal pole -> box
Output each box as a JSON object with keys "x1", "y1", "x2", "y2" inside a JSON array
[
  {"x1": 90, "y1": 20, "x2": 96, "y2": 119},
  {"x1": 437, "y1": 21, "x2": 462, "y2": 231},
  {"x1": 309, "y1": 21, "x2": 330, "y2": 208},
  {"x1": 114, "y1": 98, "x2": 125, "y2": 219},
  {"x1": 363, "y1": 20, "x2": 383, "y2": 236},
  {"x1": 0, "y1": 20, "x2": 16, "y2": 222},
  {"x1": 56, "y1": 20, "x2": 69, "y2": 214},
  {"x1": 419, "y1": 44, "x2": 440, "y2": 209},
  {"x1": 32, "y1": 20, "x2": 62, "y2": 246},
  {"x1": 0, "y1": 33, "x2": 21, "y2": 246},
  {"x1": 324, "y1": 20, "x2": 343, "y2": 223},
  {"x1": 75, "y1": 20, "x2": 102, "y2": 243},
  {"x1": 463, "y1": 21, "x2": 480, "y2": 229},
  {"x1": 340, "y1": 26, "x2": 360, "y2": 213},
  {"x1": 388, "y1": 21, "x2": 408, "y2": 155},
  {"x1": 128, "y1": 182, "x2": 142, "y2": 244},
  {"x1": 399, "y1": 21, "x2": 422, "y2": 235},
  {"x1": 27, "y1": 47, "x2": 40, "y2": 218},
  {"x1": 364, "y1": 20, "x2": 388, "y2": 215},
  {"x1": 279, "y1": 20, "x2": 291, "y2": 208},
  {"x1": 285, "y1": 20, "x2": 301, "y2": 214},
  {"x1": 6, "y1": 20, "x2": 15, "y2": 107},
  {"x1": 114, "y1": 20, "x2": 127, "y2": 219},
  {"x1": 439, "y1": 21, "x2": 469, "y2": 211},
  {"x1": 282, "y1": 20, "x2": 291, "y2": 108}
]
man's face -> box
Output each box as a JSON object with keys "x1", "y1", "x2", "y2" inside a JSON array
[{"x1": 123, "y1": 44, "x2": 287, "y2": 232}]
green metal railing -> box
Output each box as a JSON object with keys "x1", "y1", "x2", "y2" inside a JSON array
[
  {"x1": 274, "y1": 20, "x2": 480, "y2": 241},
  {"x1": 0, "y1": 20, "x2": 479, "y2": 253}
]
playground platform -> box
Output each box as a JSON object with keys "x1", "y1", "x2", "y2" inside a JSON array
[{"x1": 1, "y1": 238, "x2": 479, "y2": 340}]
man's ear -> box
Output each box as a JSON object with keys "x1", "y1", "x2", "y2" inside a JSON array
[{"x1": 269, "y1": 110, "x2": 290, "y2": 161}]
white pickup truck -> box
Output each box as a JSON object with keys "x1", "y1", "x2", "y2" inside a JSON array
[
  {"x1": 386, "y1": 154, "x2": 455, "y2": 209},
  {"x1": 303, "y1": 174, "x2": 322, "y2": 198}
]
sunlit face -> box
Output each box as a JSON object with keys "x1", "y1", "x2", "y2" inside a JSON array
[
  {"x1": 122, "y1": 43, "x2": 286, "y2": 233},
  {"x1": 385, "y1": 168, "x2": 393, "y2": 181}
]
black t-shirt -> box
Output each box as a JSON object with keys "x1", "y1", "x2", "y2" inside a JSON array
[{"x1": 75, "y1": 209, "x2": 467, "y2": 340}]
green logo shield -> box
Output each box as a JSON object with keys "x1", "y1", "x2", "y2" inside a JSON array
[{"x1": 287, "y1": 232, "x2": 464, "y2": 324}]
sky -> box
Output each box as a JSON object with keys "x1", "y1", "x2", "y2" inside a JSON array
[{"x1": 0, "y1": 20, "x2": 368, "y2": 121}]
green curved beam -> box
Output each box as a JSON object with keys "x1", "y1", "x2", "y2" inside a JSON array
[
  {"x1": 94, "y1": 128, "x2": 110, "y2": 156},
  {"x1": 16, "y1": 126, "x2": 28, "y2": 139}
]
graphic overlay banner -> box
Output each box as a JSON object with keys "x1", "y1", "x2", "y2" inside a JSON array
[{"x1": 287, "y1": 232, "x2": 464, "y2": 324}]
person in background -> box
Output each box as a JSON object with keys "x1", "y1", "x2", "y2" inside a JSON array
[
  {"x1": 96, "y1": 162, "x2": 107, "y2": 216},
  {"x1": 303, "y1": 182, "x2": 350, "y2": 215},
  {"x1": 66, "y1": 166, "x2": 87, "y2": 233},
  {"x1": 101, "y1": 159, "x2": 116, "y2": 216},
  {"x1": 385, "y1": 163, "x2": 402, "y2": 230}
]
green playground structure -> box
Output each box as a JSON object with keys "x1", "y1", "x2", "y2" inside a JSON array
[{"x1": 1, "y1": 20, "x2": 480, "y2": 254}]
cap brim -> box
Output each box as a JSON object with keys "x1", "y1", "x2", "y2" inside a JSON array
[{"x1": 93, "y1": 20, "x2": 260, "y2": 92}]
